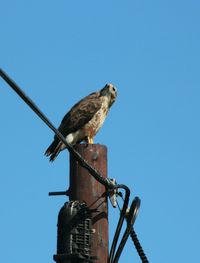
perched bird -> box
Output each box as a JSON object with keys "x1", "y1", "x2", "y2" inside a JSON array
[{"x1": 45, "y1": 83, "x2": 117, "y2": 161}]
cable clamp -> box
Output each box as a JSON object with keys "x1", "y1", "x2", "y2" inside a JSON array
[{"x1": 107, "y1": 178, "x2": 119, "y2": 208}]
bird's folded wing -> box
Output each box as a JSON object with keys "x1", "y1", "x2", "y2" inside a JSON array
[{"x1": 57, "y1": 92, "x2": 102, "y2": 137}]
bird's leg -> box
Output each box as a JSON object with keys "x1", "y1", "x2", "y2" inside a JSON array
[{"x1": 87, "y1": 137, "x2": 94, "y2": 144}]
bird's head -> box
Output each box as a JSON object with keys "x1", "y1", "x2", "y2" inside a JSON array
[{"x1": 100, "y1": 83, "x2": 117, "y2": 107}]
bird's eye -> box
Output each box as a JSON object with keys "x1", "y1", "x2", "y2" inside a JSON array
[{"x1": 112, "y1": 87, "x2": 116, "y2": 92}]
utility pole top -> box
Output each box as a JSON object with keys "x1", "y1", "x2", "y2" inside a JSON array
[{"x1": 69, "y1": 144, "x2": 108, "y2": 263}]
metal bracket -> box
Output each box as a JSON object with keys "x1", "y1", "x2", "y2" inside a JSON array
[
  {"x1": 107, "y1": 178, "x2": 118, "y2": 208},
  {"x1": 48, "y1": 189, "x2": 69, "y2": 196}
]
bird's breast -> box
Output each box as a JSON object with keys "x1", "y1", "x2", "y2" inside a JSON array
[{"x1": 82, "y1": 102, "x2": 109, "y2": 138}]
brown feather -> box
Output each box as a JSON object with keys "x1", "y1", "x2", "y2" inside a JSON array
[{"x1": 57, "y1": 91, "x2": 102, "y2": 136}]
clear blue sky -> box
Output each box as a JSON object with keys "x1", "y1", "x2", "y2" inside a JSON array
[{"x1": 1, "y1": 1, "x2": 200, "y2": 262}]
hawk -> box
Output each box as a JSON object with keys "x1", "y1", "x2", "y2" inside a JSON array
[{"x1": 45, "y1": 83, "x2": 117, "y2": 161}]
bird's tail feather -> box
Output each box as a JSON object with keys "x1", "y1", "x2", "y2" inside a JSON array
[
  {"x1": 45, "y1": 139, "x2": 61, "y2": 162},
  {"x1": 49, "y1": 147, "x2": 61, "y2": 162}
]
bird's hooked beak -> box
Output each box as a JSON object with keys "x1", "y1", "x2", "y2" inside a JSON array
[{"x1": 109, "y1": 88, "x2": 117, "y2": 107}]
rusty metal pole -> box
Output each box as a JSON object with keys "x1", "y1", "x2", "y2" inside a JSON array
[{"x1": 69, "y1": 144, "x2": 108, "y2": 263}]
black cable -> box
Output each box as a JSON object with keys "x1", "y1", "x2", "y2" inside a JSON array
[
  {"x1": 109, "y1": 184, "x2": 130, "y2": 263},
  {"x1": 130, "y1": 227, "x2": 149, "y2": 263},
  {"x1": 113, "y1": 197, "x2": 140, "y2": 263},
  {"x1": 118, "y1": 194, "x2": 149, "y2": 263}
]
